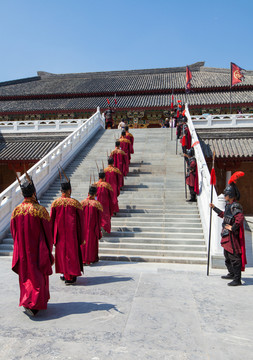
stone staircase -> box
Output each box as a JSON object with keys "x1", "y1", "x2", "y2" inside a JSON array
[{"x1": 0, "y1": 128, "x2": 207, "y2": 264}]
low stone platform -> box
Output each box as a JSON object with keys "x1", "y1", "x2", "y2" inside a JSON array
[{"x1": 0, "y1": 258, "x2": 253, "y2": 359}]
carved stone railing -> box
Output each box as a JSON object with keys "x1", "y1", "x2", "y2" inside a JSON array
[
  {"x1": 0, "y1": 118, "x2": 87, "y2": 133},
  {"x1": 191, "y1": 113, "x2": 253, "y2": 128},
  {"x1": 185, "y1": 105, "x2": 224, "y2": 266},
  {"x1": 0, "y1": 107, "x2": 104, "y2": 240}
]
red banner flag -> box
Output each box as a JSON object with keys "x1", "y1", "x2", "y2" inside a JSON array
[
  {"x1": 114, "y1": 93, "x2": 117, "y2": 106},
  {"x1": 171, "y1": 93, "x2": 174, "y2": 110},
  {"x1": 210, "y1": 168, "x2": 216, "y2": 186},
  {"x1": 106, "y1": 98, "x2": 110, "y2": 105},
  {"x1": 186, "y1": 66, "x2": 192, "y2": 92},
  {"x1": 231, "y1": 62, "x2": 245, "y2": 86}
]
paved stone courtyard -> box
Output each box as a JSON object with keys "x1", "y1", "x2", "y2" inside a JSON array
[{"x1": 0, "y1": 257, "x2": 253, "y2": 360}]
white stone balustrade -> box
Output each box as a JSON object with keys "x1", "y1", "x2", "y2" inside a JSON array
[
  {"x1": 0, "y1": 107, "x2": 104, "y2": 240},
  {"x1": 186, "y1": 105, "x2": 224, "y2": 266},
  {"x1": 0, "y1": 119, "x2": 87, "y2": 133},
  {"x1": 191, "y1": 113, "x2": 253, "y2": 128}
]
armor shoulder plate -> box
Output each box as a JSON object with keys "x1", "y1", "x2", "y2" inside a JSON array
[{"x1": 231, "y1": 202, "x2": 243, "y2": 216}]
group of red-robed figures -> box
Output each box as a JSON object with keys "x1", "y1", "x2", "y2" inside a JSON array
[
  {"x1": 176, "y1": 113, "x2": 199, "y2": 202},
  {"x1": 10, "y1": 127, "x2": 134, "y2": 317}
]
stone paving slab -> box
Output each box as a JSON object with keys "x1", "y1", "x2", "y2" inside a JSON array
[{"x1": 0, "y1": 258, "x2": 253, "y2": 360}]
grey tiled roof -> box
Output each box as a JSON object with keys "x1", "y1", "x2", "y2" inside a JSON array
[
  {"x1": 0, "y1": 133, "x2": 69, "y2": 160},
  {"x1": 0, "y1": 91, "x2": 253, "y2": 113},
  {"x1": 0, "y1": 62, "x2": 253, "y2": 97},
  {"x1": 197, "y1": 128, "x2": 253, "y2": 158}
]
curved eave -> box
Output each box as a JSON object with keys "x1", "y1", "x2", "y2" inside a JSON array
[{"x1": 1, "y1": 84, "x2": 253, "y2": 101}]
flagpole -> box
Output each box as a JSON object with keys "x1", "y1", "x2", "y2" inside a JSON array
[
  {"x1": 184, "y1": 158, "x2": 187, "y2": 199},
  {"x1": 230, "y1": 62, "x2": 232, "y2": 114},
  {"x1": 207, "y1": 184, "x2": 213, "y2": 276},
  {"x1": 171, "y1": 88, "x2": 173, "y2": 141},
  {"x1": 207, "y1": 152, "x2": 216, "y2": 276}
]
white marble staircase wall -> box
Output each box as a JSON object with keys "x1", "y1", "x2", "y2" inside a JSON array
[
  {"x1": 185, "y1": 105, "x2": 224, "y2": 267},
  {"x1": 0, "y1": 107, "x2": 104, "y2": 240}
]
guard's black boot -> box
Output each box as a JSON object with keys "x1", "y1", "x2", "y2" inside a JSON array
[
  {"x1": 227, "y1": 279, "x2": 242, "y2": 286},
  {"x1": 187, "y1": 195, "x2": 196, "y2": 202},
  {"x1": 221, "y1": 273, "x2": 234, "y2": 280}
]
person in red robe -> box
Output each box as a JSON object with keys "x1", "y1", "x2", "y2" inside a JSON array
[
  {"x1": 80, "y1": 185, "x2": 103, "y2": 265},
  {"x1": 125, "y1": 125, "x2": 134, "y2": 154},
  {"x1": 104, "y1": 157, "x2": 122, "y2": 213},
  {"x1": 119, "y1": 130, "x2": 131, "y2": 165},
  {"x1": 11, "y1": 175, "x2": 54, "y2": 317},
  {"x1": 210, "y1": 172, "x2": 246, "y2": 286},
  {"x1": 184, "y1": 147, "x2": 199, "y2": 202},
  {"x1": 184, "y1": 124, "x2": 192, "y2": 150},
  {"x1": 110, "y1": 140, "x2": 127, "y2": 181},
  {"x1": 50, "y1": 172, "x2": 83, "y2": 285},
  {"x1": 95, "y1": 170, "x2": 114, "y2": 233}
]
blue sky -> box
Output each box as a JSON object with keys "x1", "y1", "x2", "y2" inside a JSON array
[{"x1": 0, "y1": 0, "x2": 252, "y2": 82}]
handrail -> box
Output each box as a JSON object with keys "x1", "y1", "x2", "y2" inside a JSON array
[
  {"x1": 191, "y1": 113, "x2": 253, "y2": 128},
  {"x1": 0, "y1": 118, "x2": 87, "y2": 133},
  {"x1": 0, "y1": 107, "x2": 104, "y2": 239},
  {"x1": 185, "y1": 105, "x2": 224, "y2": 261}
]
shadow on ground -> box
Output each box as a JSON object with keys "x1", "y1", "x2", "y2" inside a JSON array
[
  {"x1": 31, "y1": 301, "x2": 121, "y2": 321},
  {"x1": 77, "y1": 275, "x2": 133, "y2": 286}
]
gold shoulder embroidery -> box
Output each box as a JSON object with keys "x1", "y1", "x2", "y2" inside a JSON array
[
  {"x1": 72, "y1": 198, "x2": 83, "y2": 211},
  {"x1": 51, "y1": 197, "x2": 83, "y2": 210},
  {"x1": 119, "y1": 150, "x2": 126, "y2": 156},
  {"x1": 81, "y1": 199, "x2": 89, "y2": 207},
  {"x1": 104, "y1": 166, "x2": 120, "y2": 174},
  {"x1": 92, "y1": 200, "x2": 103, "y2": 212},
  {"x1": 96, "y1": 181, "x2": 113, "y2": 192},
  {"x1": 113, "y1": 167, "x2": 122, "y2": 175},
  {"x1": 39, "y1": 205, "x2": 51, "y2": 221},
  {"x1": 120, "y1": 138, "x2": 131, "y2": 144},
  {"x1": 11, "y1": 202, "x2": 50, "y2": 221},
  {"x1": 81, "y1": 199, "x2": 103, "y2": 212}
]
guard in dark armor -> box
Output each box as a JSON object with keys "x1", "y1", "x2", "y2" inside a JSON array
[
  {"x1": 210, "y1": 171, "x2": 247, "y2": 286},
  {"x1": 184, "y1": 147, "x2": 198, "y2": 202},
  {"x1": 104, "y1": 107, "x2": 114, "y2": 129},
  {"x1": 176, "y1": 119, "x2": 183, "y2": 140}
]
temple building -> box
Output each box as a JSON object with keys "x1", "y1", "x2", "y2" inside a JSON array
[
  {"x1": 1, "y1": 61, "x2": 253, "y2": 127},
  {"x1": 1, "y1": 62, "x2": 253, "y2": 214}
]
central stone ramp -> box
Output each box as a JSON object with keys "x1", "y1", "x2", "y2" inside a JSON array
[{"x1": 100, "y1": 128, "x2": 206, "y2": 264}]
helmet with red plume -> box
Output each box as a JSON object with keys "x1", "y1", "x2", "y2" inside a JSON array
[{"x1": 224, "y1": 171, "x2": 244, "y2": 200}]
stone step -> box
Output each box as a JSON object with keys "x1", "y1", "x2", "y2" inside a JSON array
[
  {"x1": 111, "y1": 220, "x2": 202, "y2": 227},
  {"x1": 99, "y1": 247, "x2": 207, "y2": 258},
  {"x1": 98, "y1": 254, "x2": 207, "y2": 265},
  {"x1": 115, "y1": 208, "x2": 199, "y2": 214},
  {"x1": 103, "y1": 231, "x2": 203, "y2": 239},
  {"x1": 99, "y1": 242, "x2": 206, "y2": 252},
  {"x1": 110, "y1": 226, "x2": 203, "y2": 233},
  {"x1": 1, "y1": 237, "x2": 13, "y2": 244},
  {"x1": 100, "y1": 237, "x2": 205, "y2": 245},
  {"x1": 0, "y1": 243, "x2": 13, "y2": 252},
  {"x1": 114, "y1": 212, "x2": 200, "y2": 218},
  {"x1": 0, "y1": 249, "x2": 12, "y2": 256}
]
